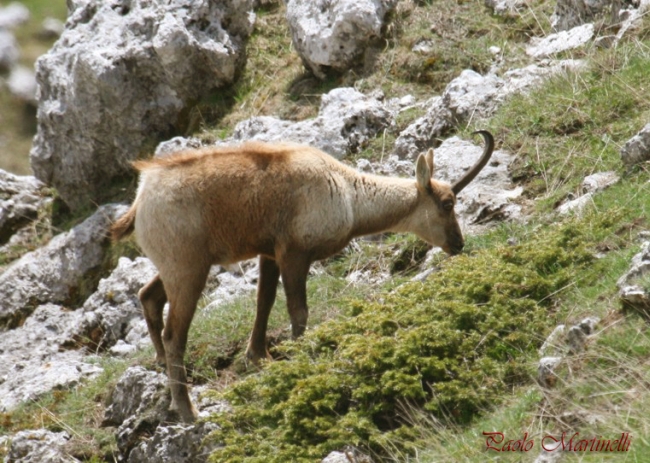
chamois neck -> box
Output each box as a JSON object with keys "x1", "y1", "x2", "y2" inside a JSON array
[{"x1": 349, "y1": 173, "x2": 419, "y2": 238}]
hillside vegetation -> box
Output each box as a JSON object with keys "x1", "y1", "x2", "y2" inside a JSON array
[{"x1": 1, "y1": 0, "x2": 650, "y2": 462}]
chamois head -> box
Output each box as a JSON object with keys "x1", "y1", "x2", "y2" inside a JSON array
[{"x1": 411, "y1": 130, "x2": 494, "y2": 255}]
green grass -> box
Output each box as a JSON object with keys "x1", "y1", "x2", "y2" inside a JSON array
[{"x1": 481, "y1": 37, "x2": 650, "y2": 210}]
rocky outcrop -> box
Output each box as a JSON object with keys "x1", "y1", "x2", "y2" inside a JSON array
[
  {"x1": 0, "y1": 204, "x2": 126, "y2": 330},
  {"x1": 74, "y1": 257, "x2": 158, "y2": 351},
  {"x1": 393, "y1": 60, "x2": 585, "y2": 159},
  {"x1": 285, "y1": 0, "x2": 397, "y2": 78},
  {"x1": 30, "y1": 0, "x2": 255, "y2": 211},
  {"x1": 126, "y1": 421, "x2": 220, "y2": 463},
  {"x1": 3, "y1": 429, "x2": 77, "y2": 463},
  {"x1": 103, "y1": 366, "x2": 168, "y2": 428},
  {"x1": 103, "y1": 366, "x2": 228, "y2": 463},
  {"x1": 0, "y1": 303, "x2": 102, "y2": 412},
  {"x1": 621, "y1": 123, "x2": 650, "y2": 166},
  {"x1": 231, "y1": 87, "x2": 394, "y2": 158},
  {"x1": 0, "y1": 170, "x2": 49, "y2": 246},
  {"x1": 432, "y1": 136, "x2": 522, "y2": 227},
  {"x1": 526, "y1": 23, "x2": 594, "y2": 58}
]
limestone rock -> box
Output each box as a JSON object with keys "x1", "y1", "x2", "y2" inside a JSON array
[
  {"x1": 432, "y1": 136, "x2": 522, "y2": 228},
  {"x1": 0, "y1": 204, "x2": 127, "y2": 330},
  {"x1": 526, "y1": 23, "x2": 594, "y2": 58},
  {"x1": 0, "y1": 169, "x2": 49, "y2": 246},
  {"x1": 39, "y1": 17, "x2": 65, "y2": 39},
  {"x1": 126, "y1": 421, "x2": 220, "y2": 463},
  {"x1": 6, "y1": 65, "x2": 37, "y2": 105},
  {"x1": 557, "y1": 171, "x2": 619, "y2": 215},
  {"x1": 0, "y1": 303, "x2": 102, "y2": 412},
  {"x1": 232, "y1": 88, "x2": 394, "y2": 158},
  {"x1": 539, "y1": 325, "x2": 566, "y2": 356},
  {"x1": 76, "y1": 257, "x2": 158, "y2": 350},
  {"x1": 581, "y1": 171, "x2": 619, "y2": 193},
  {"x1": 0, "y1": 28, "x2": 19, "y2": 72},
  {"x1": 0, "y1": 2, "x2": 29, "y2": 29},
  {"x1": 617, "y1": 241, "x2": 650, "y2": 316},
  {"x1": 3, "y1": 429, "x2": 77, "y2": 463},
  {"x1": 538, "y1": 356, "x2": 562, "y2": 388},
  {"x1": 30, "y1": 0, "x2": 254, "y2": 211},
  {"x1": 393, "y1": 61, "x2": 585, "y2": 159},
  {"x1": 286, "y1": 0, "x2": 397, "y2": 78},
  {"x1": 103, "y1": 366, "x2": 167, "y2": 427},
  {"x1": 557, "y1": 192, "x2": 593, "y2": 216},
  {"x1": 621, "y1": 123, "x2": 650, "y2": 166},
  {"x1": 154, "y1": 136, "x2": 204, "y2": 157},
  {"x1": 484, "y1": 0, "x2": 527, "y2": 14},
  {"x1": 551, "y1": 0, "x2": 617, "y2": 31}
]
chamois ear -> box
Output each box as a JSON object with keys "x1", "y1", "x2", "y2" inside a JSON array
[
  {"x1": 425, "y1": 148, "x2": 434, "y2": 175},
  {"x1": 415, "y1": 153, "x2": 432, "y2": 191}
]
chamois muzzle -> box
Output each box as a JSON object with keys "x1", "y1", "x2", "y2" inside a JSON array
[{"x1": 451, "y1": 130, "x2": 495, "y2": 195}]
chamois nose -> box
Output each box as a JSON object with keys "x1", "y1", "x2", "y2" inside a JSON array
[
  {"x1": 450, "y1": 243, "x2": 464, "y2": 255},
  {"x1": 448, "y1": 239, "x2": 464, "y2": 255}
]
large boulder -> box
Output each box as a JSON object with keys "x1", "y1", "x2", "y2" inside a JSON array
[
  {"x1": 30, "y1": 0, "x2": 254, "y2": 211},
  {"x1": 0, "y1": 204, "x2": 127, "y2": 330},
  {"x1": 285, "y1": 0, "x2": 397, "y2": 78}
]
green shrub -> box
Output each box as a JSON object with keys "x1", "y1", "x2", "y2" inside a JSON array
[{"x1": 205, "y1": 216, "x2": 616, "y2": 462}]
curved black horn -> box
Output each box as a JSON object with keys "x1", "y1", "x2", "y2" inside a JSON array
[{"x1": 451, "y1": 130, "x2": 495, "y2": 195}]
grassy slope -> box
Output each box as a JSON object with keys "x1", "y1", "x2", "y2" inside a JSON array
[{"x1": 2, "y1": 1, "x2": 650, "y2": 462}]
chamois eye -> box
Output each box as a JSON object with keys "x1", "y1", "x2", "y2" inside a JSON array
[{"x1": 443, "y1": 200, "x2": 454, "y2": 211}]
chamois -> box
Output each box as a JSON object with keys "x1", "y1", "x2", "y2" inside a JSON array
[{"x1": 111, "y1": 130, "x2": 494, "y2": 422}]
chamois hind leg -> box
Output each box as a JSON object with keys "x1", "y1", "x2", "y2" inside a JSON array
[
  {"x1": 278, "y1": 253, "x2": 311, "y2": 339},
  {"x1": 138, "y1": 274, "x2": 167, "y2": 366},
  {"x1": 161, "y1": 265, "x2": 210, "y2": 423},
  {"x1": 246, "y1": 255, "x2": 280, "y2": 365}
]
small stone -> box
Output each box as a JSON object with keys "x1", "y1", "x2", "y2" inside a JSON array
[
  {"x1": 538, "y1": 357, "x2": 562, "y2": 388},
  {"x1": 567, "y1": 325, "x2": 588, "y2": 353}
]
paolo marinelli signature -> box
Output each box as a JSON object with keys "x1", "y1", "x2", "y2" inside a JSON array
[{"x1": 482, "y1": 431, "x2": 632, "y2": 453}]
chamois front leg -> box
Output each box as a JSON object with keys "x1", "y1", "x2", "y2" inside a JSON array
[
  {"x1": 246, "y1": 255, "x2": 280, "y2": 365},
  {"x1": 138, "y1": 274, "x2": 167, "y2": 366},
  {"x1": 279, "y1": 252, "x2": 311, "y2": 339},
  {"x1": 161, "y1": 265, "x2": 210, "y2": 423}
]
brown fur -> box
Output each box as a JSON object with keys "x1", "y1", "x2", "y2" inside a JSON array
[{"x1": 111, "y1": 135, "x2": 493, "y2": 422}]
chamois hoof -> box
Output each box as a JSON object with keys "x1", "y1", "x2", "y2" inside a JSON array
[
  {"x1": 245, "y1": 348, "x2": 272, "y2": 368},
  {"x1": 166, "y1": 404, "x2": 198, "y2": 423}
]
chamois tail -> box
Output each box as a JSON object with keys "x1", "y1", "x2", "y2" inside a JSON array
[{"x1": 111, "y1": 204, "x2": 136, "y2": 242}]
